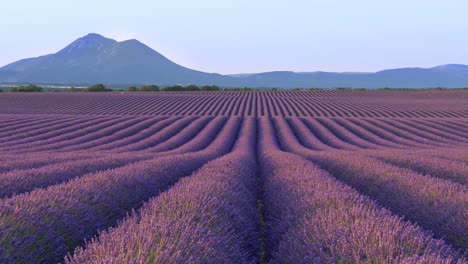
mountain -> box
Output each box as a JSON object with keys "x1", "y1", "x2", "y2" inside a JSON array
[
  {"x1": 230, "y1": 66, "x2": 468, "y2": 88},
  {"x1": 0, "y1": 33, "x2": 467, "y2": 88},
  {"x1": 0, "y1": 33, "x2": 228, "y2": 85}
]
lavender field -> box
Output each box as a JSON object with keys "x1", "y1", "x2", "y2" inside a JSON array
[{"x1": 0, "y1": 90, "x2": 467, "y2": 263}]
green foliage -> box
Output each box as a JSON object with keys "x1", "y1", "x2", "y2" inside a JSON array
[
  {"x1": 169, "y1": 85, "x2": 185, "y2": 91},
  {"x1": 86, "y1": 84, "x2": 112, "y2": 92},
  {"x1": 9, "y1": 85, "x2": 43, "y2": 92},
  {"x1": 223, "y1": 87, "x2": 256, "y2": 92},
  {"x1": 335, "y1": 87, "x2": 353, "y2": 90},
  {"x1": 162, "y1": 85, "x2": 186, "y2": 91},
  {"x1": 140, "y1": 85, "x2": 160, "y2": 92},
  {"x1": 69, "y1": 87, "x2": 83, "y2": 92},
  {"x1": 223, "y1": 87, "x2": 254, "y2": 91},
  {"x1": 0, "y1": 88, "x2": 3, "y2": 93},
  {"x1": 128, "y1": 86, "x2": 139, "y2": 92},
  {"x1": 377, "y1": 87, "x2": 420, "y2": 91},
  {"x1": 186, "y1": 85, "x2": 201, "y2": 91},
  {"x1": 161, "y1": 85, "x2": 222, "y2": 91},
  {"x1": 201, "y1": 85, "x2": 220, "y2": 91}
]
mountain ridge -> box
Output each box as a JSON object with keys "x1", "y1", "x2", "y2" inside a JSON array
[{"x1": 1, "y1": 33, "x2": 467, "y2": 88}]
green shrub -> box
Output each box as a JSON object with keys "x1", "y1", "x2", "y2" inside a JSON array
[
  {"x1": 201, "y1": 85, "x2": 220, "y2": 91},
  {"x1": 162, "y1": 85, "x2": 185, "y2": 91},
  {"x1": 86, "y1": 84, "x2": 112, "y2": 92},
  {"x1": 140, "y1": 85, "x2": 160, "y2": 92},
  {"x1": 69, "y1": 87, "x2": 83, "y2": 92},
  {"x1": 186, "y1": 85, "x2": 201, "y2": 91},
  {"x1": 223, "y1": 87, "x2": 254, "y2": 91},
  {"x1": 9, "y1": 85, "x2": 43, "y2": 92}
]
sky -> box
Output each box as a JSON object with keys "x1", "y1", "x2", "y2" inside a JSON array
[{"x1": 1, "y1": 0, "x2": 467, "y2": 74}]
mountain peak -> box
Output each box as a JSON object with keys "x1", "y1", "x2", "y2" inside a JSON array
[
  {"x1": 76, "y1": 33, "x2": 116, "y2": 44},
  {"x1": 0, "y1": 33, "x2": 223, "y2": 85},
  {"x1": 83, "y1": 32, "x2": 106, "y2": 39},
  {"x1": 57, "y1": 33, "x2": 116, "y2": 56}
]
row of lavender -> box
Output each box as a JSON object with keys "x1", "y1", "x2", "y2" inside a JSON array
[
  {"x1": 258, "y1": 118, "x2": 466, "y2": 263},
  {"x1": 271, "y1": 117, "x2": 468, "y2": 251},
  {"x1": 0, "y1": 103, "x2": 466, "y2": 263},
  {"x1": 1, "y1": 91, "x2": 466, "y2": 117},
  {"x1": 0, "y1": 117, "x2": 244, "y2": 262},
  {"x1": 1, "y1": 114, "x2": 466, "y2": 153},
  {"x1": 62, "y1": 118, "x2": 466, "y2": 263},
  {"x1": 0, "y1": 118, "x2": 466, "y2": 263}
]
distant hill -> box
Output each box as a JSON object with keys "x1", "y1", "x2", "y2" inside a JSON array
[
  {"x1": 0, "y1": 33, "x2": 228, "y2": 86},
  {"x1": 0, "y1": 33, "x2": 467, "y2": 88}
]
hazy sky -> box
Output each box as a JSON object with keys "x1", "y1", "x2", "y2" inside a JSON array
[{"x1": 1, "y1": 0, "x2": 467, "y2": 73}]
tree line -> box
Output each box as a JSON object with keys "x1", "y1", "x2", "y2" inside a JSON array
[
  {"x1": 1, "y1": 84, "x2": 255, "y2": 92},
  {"x1": 1, "y1": 84, "x2": 463, "y2": 93}
]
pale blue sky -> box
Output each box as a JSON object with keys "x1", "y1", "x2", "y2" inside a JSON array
[{"x1": 1, "y1": 0, "x2": 467, "y2": 73}]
